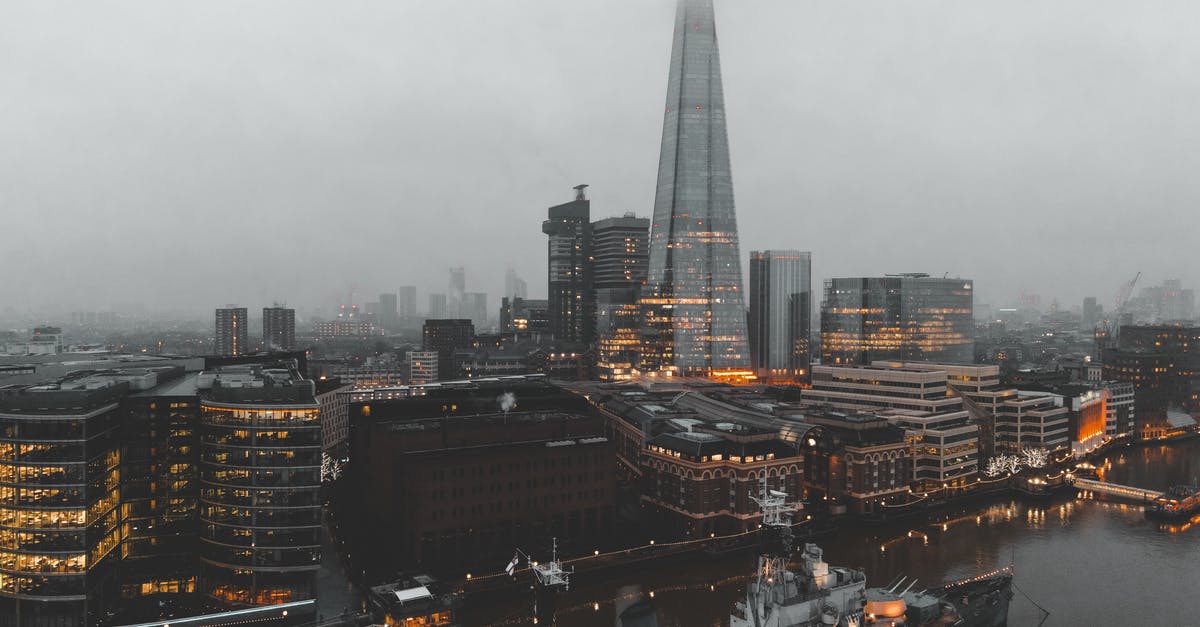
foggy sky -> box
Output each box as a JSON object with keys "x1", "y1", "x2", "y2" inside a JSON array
[{"x1": 3, "y1": 1, "x2": 1198, "y2": 318}]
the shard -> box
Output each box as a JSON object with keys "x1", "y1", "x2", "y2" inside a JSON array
[{"x1": 641, "y1": 0, "x2": 750, "y2": 376}]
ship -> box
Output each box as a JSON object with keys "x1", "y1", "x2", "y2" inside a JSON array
[{"x1": 730, "y1": 485, "x2": 1013, "y2": 627}]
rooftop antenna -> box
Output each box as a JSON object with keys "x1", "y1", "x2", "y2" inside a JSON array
[{"x1": 573, "y1": 184, "x2": 589, "y2": 201}]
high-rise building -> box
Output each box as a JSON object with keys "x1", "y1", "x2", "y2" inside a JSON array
[
  {"x1": 422, "y1": 319, "x2": 474, "y2": 380},
  {"x1": 748, "y1": 251, "x2": 812, "y2": 381},
  {"x1": 398, "y1": 286, "x2": 418, "y2": 320},
  {"x1": 448, "y1": 267, "x2": 466, "y2": 318},
  {"x1": 1081, "y1": 296, "x2": 1102, "y2": 332},
  {"x1": 428, "y1": 293, "x2": 448, "y2": 319},
  {"x1": 505, "y1": 268, "x2": 528, "y2": 300},
  {"x1": 215, "y1": 306, "x2": 248, "y2": 356},
  {"x1": 197, "y1": 366, "x2": 321, "y2": 605},
  {"x1": 820, "y1": 275, "x2": 974, "y2": 366},
  {"x1": 378, "y1": 292, "x2": 399, "y2": 332},
  {"x1": 593, "y1": 213, "x2": 650, "y2": 379},
  {"x1": 462, "y1": 292, "x2": 488, "y2": 329},
  {"x1": 406, "y1": 350, "x2": 438, "y2": 385},
  {"x1": 543, "y1": 185, "x2": 594, "y2": 345},
  {"x1": 262, "y1": 305, "x2": 296, "y2": 351},
  {"x1": 0, "y1": 375, "x2": 126, "y2": 625},
  {"x1": 641, "y1": 0, "x2": 750, "y2": 377}
]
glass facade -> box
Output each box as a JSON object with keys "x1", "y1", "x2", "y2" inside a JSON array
[
  {"x1": 820, "y1": 275, "x2": 974, "y2": 366},
  {"x1": 642, "y1": 0, "x2": 750, "y2": 376},
  {"x1": 0, "y1": 385, "x2": 125, "y2": 627},
  {"x1": 199, "y1": 401, "x2": 321, "y2": 605},
  {"x1": 748, "y1": 250, "x2": 812, "y2": 380}
]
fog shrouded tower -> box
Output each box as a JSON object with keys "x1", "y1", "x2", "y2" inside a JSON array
[
  {"x1": 641, "y1": 0, "x2": 750, "y2": 376},
  {"x1": 215, "y1": 306, "x2": 248, "y2": 356},
  {"x1": 262, "y1": 305, "x2": 296, "y2": 351}
]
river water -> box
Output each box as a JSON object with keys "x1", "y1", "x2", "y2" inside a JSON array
[{"x1": 463, "y1": 438, "x2": 1200, "y2": 626}]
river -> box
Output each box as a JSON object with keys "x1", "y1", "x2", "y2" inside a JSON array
[{"x1": 460, "y1": 438, "x2": 1200, "y2": 626}]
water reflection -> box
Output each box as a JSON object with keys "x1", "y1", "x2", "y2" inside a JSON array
[{"x1": 463, "y1": 439, "x2": 1200, "y2": 626}]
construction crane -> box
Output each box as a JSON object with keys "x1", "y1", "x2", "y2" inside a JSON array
[{"x1": 1114, "y1": 271, "x2": 1141, "y2": 315}]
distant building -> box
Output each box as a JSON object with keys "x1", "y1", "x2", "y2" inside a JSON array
[
  {"x1": 592, "y1": 213, "x2": 650, "y2": 380},
  {"x1": 407, "y1": 350, "x2": 439, "y2": 385},
  {"x1": 215, "y1": 306, "x2": 248, "y2": 356},
  {"x1": 500, "y1": 297, "x2": 551, "y2": 335},
  {"x1": 313, "y1": 318, "x2": 372, "y2": 338},
  {"x1": 1102, "y1": 324, "x2": 1200, "y2": 434},
  {"x1": 1082, "y1": 296, "x2": 1103, "y2": 332},
  {"x1": 748, "y1": 250, "x2": 812, "y2": 382},
  {"x1": 428, "y1": 293, "x2": 448, "y2": 319},
  {"x1": 820, "y1": 275, "x2": 974, "y2": 366},
  {"x1": 398, "y1": 286, "x2": 418, "y2": 319},
  {"x1": 543, "y1": 186, "x2": 594, "y2": 345},
  {"x1": 262, "y1": 305, "x2": 296, "y2": 351},
  {"x1": 378, "y1": 292, "x2": 399, "y2": 332},
  {"x1": 29, "y1": 325, "x2": 64, "y2": 354},
  {"x1": 505, "y1": 267, "x2": 528, "y2": 300},
  {"x1": 462, "y1": 292, "x2": 488, "y2": 329},
  {"x1": 422, "y1": 319, "x2": 474, "y2": 380},
  {"x1": 448, "y1": 267, "x2": 466, "y2": 317}
]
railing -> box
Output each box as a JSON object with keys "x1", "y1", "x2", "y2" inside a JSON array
[{"x1": 1070, "y1": 477, "x2": 1162, "y2": 502}]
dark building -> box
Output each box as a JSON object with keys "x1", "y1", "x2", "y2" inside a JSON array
[
  {"x1": 1102, "y1": 325, "x2": 1200, "y2": 425},
  {"x1": 543, "y1": 186, "x2": 594, "y2": 345},
  {"x1": 215, "y1": 306, "x2": 249, "y2": 356},
  {"x1": 500, "y1": 297, "x2": 550, "y2": 335},
  {"x1": 197, "y1": 365, "x2": 321, "y2": 605},
  {"x1": 344, "y1": 377, "x2": 614, "y2": 578},
  {"x1": 820, "y1": 275, "x2": 974, "y2": 366},
  {"x1": 422, "y1": 319, "x2": 474, "y2": 380},
  {"x1": 262, "y1": 306, "x2": 296, "y2": 351},
  {"x1": 592, "y1": 214, "x2": 650, "y2": 380},
  {"x1": 748, "y1": 250, "x2": 812, "y2": 382},
  {"x1": 0, "y1": 374, "x2": 127, "y2": 626},
  {"x1": 119, "y1": 368, "x2": 202, "y2": 602}
]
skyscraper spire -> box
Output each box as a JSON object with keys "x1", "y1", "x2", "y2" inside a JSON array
[{"x1": 642, "y1": 0, "x2": 750, "y2": 376}]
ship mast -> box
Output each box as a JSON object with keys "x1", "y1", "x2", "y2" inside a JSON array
[
  {"x1": 511, "y1": 537, "x2": 573, "y2": 625},
  {"x1": 747, "y1": 476, "x2": 798, "y2": 625}
]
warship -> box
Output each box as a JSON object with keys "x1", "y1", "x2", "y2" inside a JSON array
[{"x1": 730, "y1": 486, "x2": 1013, "y2": 627}]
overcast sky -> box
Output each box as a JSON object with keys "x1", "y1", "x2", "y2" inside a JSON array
[{"x1": 2, "y1": 1, "x2": 1197, "y2": 318}]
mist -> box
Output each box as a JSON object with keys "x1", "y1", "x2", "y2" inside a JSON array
[{"x1": 2, "y1": 0, "x2": 1198, "y2": 318}]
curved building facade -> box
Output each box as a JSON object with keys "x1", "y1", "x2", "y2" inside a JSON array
[{"x1": 198, "y1": 368, "x2": 321, "y2": 605}]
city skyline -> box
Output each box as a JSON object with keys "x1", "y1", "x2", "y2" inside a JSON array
[{"x1": 4, "y1": 1, "x2": 1199, "y2": 314}]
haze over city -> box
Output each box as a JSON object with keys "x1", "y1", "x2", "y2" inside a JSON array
[{"x1": 4, "y1": 0, "x2": 1198, "y2": 315}]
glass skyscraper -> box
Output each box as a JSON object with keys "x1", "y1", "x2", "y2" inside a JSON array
[
  {"x1": 748, "y1": 251, "x2": 812, "y2": 381},
  {"x1": 641, "y1": 0, "x2": 750, "y2": 376}
]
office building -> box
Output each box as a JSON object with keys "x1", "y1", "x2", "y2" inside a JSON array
[
  {"x1": 428, "y1": 293, "x2": 448, "y2": 319},
  {"x1": 500, "y1": 297, "x2": 551, "y2": 335},
  {"x1": 640, "y1": 0, "x2": 750, "y2": 377},
  {"x1": 378, "y1": 293, "x2": 399, "y2": 332},
  {"x1": 505, "y1": 268, "x2": 527, "y2": 300},
  {"x1": 214, "y1": 306, "x2": 248, "y2": 356},
  {"x1": 543, "y1": 186, "x2": 594, "y2": 345},
  {"x1": 1082, "y1": 296, "x2": 1103, "y2": 332},
  {"x1": 407, "y1": 350, "x2": 439, "y2": 385},
  {"x1": 398, "y1": 286, "x2": 418, "y2": 320},
  {"x1": 748, "y1": 250, "x2": 812, "y2": 382},
  {"x1": 448, "y1": 267, "x2": 466, "y2": 318},
  {"x1": 0, "y1": 374, "x2": 126, "y2": 626},
  {"x1": 820, "y1": 275, "x2": 974, "y2": 366},
  {"x1": 462, "y1": 292, "x2": 488, "y2": 329},
  {"x1": 593, "y1": 214, "x2": 650, "y2": 380},
  {"x1": 262, "y1": 305, "x2": 296, "y2": 351},
  {"x1": 422, "y1": 319, "x2": 474, "y2": 381},
  {"x1": 198, "y1": 365, "x2": 321, "y2": 605}
]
